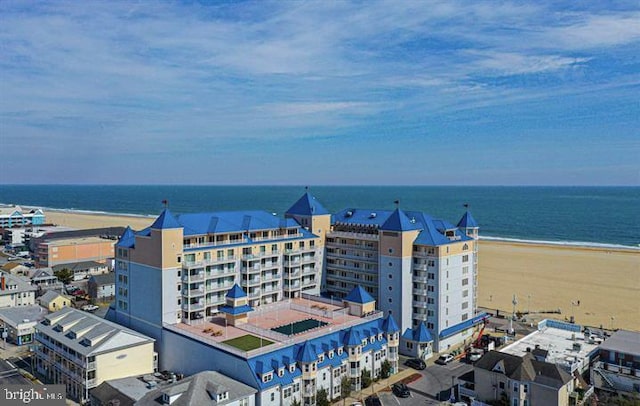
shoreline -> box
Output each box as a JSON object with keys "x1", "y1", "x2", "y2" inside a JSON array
[
  {"x1": 7, "y1": 205, "x2": 639, "y2": 330},
  {"x1": 11, "y1": 204, "x2": 638, "y2": 252}
]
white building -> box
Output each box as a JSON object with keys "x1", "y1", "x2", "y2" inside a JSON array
[{"x1": 0, "y1": 272, "x2": 37, "y2": 307}]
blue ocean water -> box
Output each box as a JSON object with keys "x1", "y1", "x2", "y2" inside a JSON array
[{"x1": 0, "y1": 185, "x2": 638, "y2": 248}]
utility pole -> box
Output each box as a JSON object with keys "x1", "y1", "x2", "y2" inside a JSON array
[{"x1": 510, "y1": 294, "x2": 518, "y2": 336}]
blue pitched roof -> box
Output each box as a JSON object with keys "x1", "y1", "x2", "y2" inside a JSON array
[
  {"x1": 344, "y1": 285, "x2": 375, "y2": 304},
  {"x1": 402, "y1": 323, "x2": 433, "y2": 343},
  {"x1": 381, "y1": 314, "x2": 400, "y2": 334},
  {"x1": 246, "y1": 317, "x2": 388, "y2": 390},
  {"x1": 226, "y1": 284, "x2": 247, "y2": 299},
  {"x1": 286, "y1": 193, "x2": 329, "y2": 216},
  {"x1": 405, "y1": 211, "x2": 473, "y2": 246},
  {"x1": 219, "y1": 304, "x2": 253, "y2": 315},
  {"x1": 150, "y1": 209, "x2": 181, "y2": 230},
  {"x1": 439, "y1": 313, "x2": 489, "y2": 339},
  {"x1": 344, "y1": 328, "x2": 361, "y2": 346},
  {"x1": 381, "y1": 208, "x2": 423, "y2": 232},
  {"x1": 296, "y1": 341, "x2": 317, "y2": 363},
  {"x1": 175, "y1": 211, "x2": 302, "y2": 236},
  {"x1": 333, "y1": 208, "x2": 393, "y2": 227},
  {"x1": 116, "y1": 226, "x2": 136, "y2": 248},
  {"x1": 414, "y1": 322, "x2": 433, "y2": 342},
  {"x1": 457, "y1": 211, "x2": 478, "y2": 228}
]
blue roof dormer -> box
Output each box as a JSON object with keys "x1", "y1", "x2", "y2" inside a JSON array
[
  {"x1": 344, "y1": 285, "x2": 375, "y2": 304},
  {"x1": 226, "y1": 284, "x2": 247, "y2": 299},
  {"x1": 381, "y1": 314, "x2": 400, "y2": 334},
  {"x1": 457, "y1": 211, "x2": 478, "y2": 228},
  {"x1": 296, "y1": 341, "x2": 317, "y2": 363},
  {"x1": 344, "y1": 328, "x2": 361, "y2": 346},
  {"x1": 150, "y1": 208, "x2": 181, "y2": 230},
  {"x1": 286, "y1": 192, "x2": 329, "y2": 216},
  {"x1": 116, "y1": 226, "x2": 136, "y2": 248},
  {"x1": 381, "y1": 208, "x2": 422, "y2": 232}
]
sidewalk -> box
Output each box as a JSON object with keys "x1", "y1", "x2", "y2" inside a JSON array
[{"x1": 340, "y1": 367, "x2": 417, "y2": 404}]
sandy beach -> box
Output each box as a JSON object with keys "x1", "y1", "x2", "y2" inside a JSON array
[{"x1": 43, "y1": 210, "x2": 640, "y2": 331}]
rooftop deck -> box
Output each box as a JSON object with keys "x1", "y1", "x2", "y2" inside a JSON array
[
  {"x1": 500, "y1": 319, "x2": 599, "y2": 373},
  {"x1": 167, "y1": 296, "x2": 382, "y2": 358}
]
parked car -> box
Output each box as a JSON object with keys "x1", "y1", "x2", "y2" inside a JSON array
[
  {"x1": 65, "y1": 285, "x2": 78, "y2": 293},
  {"x1": 392, "y1": 383, "x2": 410, "y2": 398},
  {"x1": 72, "y1": 289, "x2": 87, "y2": 297},
  {"x1": 406, "y1": 358, "x2": 426, "y2": 370},
  {"x1": 468, "y1": 349, "x2": 484, "y2": 362},
  {"x1": 365, "y1": 394, "x2": 382, "y2": 406},
  {"x1": 435, "y1": 353, "x2": 455, "y2": 365},
  {"x1": 81, "y1": 304, "x2": 99, "y2": 312}
]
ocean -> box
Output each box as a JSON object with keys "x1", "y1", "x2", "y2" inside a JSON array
[{"x1": 0, "y1": 185, "x2": 638, "y2": 248}]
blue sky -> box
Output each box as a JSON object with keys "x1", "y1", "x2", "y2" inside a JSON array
[{"x1": 1, "y1": 1, "x2": 638, "y2": 185}]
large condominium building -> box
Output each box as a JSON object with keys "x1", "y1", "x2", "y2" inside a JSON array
[
  {"x1": 321, "y1": 204, "x2": 482, "y2": 352},
  {"x1": 34, "y1": 307, "x2": 157, "y2": 404},
  {"x1": 112, "y1": 207, "x2": 324, "y2": 337},
  {"x1": 0, "y1": 205, "x2": 45, "y2": 228}
]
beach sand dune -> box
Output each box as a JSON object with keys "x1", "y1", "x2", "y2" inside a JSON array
[{"x1": 43, "y1": 210, "x2": 640, "y2": 330}]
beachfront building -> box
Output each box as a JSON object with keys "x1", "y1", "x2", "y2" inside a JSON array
[
  {"x1": 321, "y1": 202, "x2": 482, "y2": 352},
  {"x1": 0, "y1": 205, "x2": 45, "y2": 228},
  {"x1": 112, "y1": 208, "x2": 324, "y2": 331},
  {"x1": 591, "y1": 329, "x2": 640, "y2": 398},
  {"x1": 0, "y1": 272, "x2": 37, "y2": 307},
  {"x1": 34, "y1": 307, "x2": 157, "y2": 404}
]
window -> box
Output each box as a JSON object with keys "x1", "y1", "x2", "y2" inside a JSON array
[
  {"x1": 523, "y1": 384, "x2": 528, "y2": 393},
  {"x1": 513, "y1": 382, "x2": 519, "y2": 392},
  {"x1": 462, "y1": 278, "x2": 469, "y2": 286},
  {"x1": 499, "y1": 382, "x2": 505, "y2": 389},
  {"x1": 284, "y1": 387, "x2": 292, "y2": 398},
  {"x1": 270, "y1": 393, "x2": 275, "y2": 402},
  {"x1": 462, "y1": 255, "x2": 469, "y2": 262}
]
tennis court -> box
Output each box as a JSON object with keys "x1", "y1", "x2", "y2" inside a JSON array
[{"x1": 271, "y1": 318, "x2": 328, "y2": 336}]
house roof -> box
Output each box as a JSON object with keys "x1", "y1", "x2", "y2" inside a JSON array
[
  {"x1": 176, "y1": 211, "x2": 304, "y2": 236},
  {"x1": 0, "y1": 305, "x2": 48, "y2": 327},
  {"x1": 219, "y1": 304, "x2": 253, "y2": 316},
  {"x1": 89, "y1": 382, "x2": 135, "y2": 406},
  {"x1": 89, "y1": 273, "x2": 116, "y2": 286},
  {"x1": 135, "y1": 371, "x2": 257, "y2": 406},
  {"x1": 598, "y1": 330, "x2": 640, "y2": 356},
  {"x1": 343, "y1": 285, "x2": 375, "y2": 304},
  {"x1": 52, "y1": 261, "x2": 106, "y2": 272},
  {"x1": 457, "y1": 211, "x2": 478, "y2": 228},
  {"x1": 38, "y1": 290, "x2": 70, "y2": 306},
  {"x1": 150, "y1": 209, "x2": 181, "y2": 230},
  {"x1": 36, "y1": 307, "x2": 154, "y2": 357},
  {"x1": 475, "y1": 351, "x2": 572, "y2": 388},
  {"x1": 286, "y1": 192, "x2": 330, "y2": 216}
]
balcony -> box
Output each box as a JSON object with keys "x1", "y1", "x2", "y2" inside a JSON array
[
  {"x1": 412, "y1": 288, "x2": 427, "y2": 295},
  {"x1": 241, "y1": 278, "x2": 261, "y2": 287},
  {"x1": 284, "y1": 283, "x2": 301, "y2": 290},
  {"x1": 329, "y1": 231, "x2": 379, "y2": 241},
  {"x1": 183, "y1": 288, "x2": 205, "y2": 297},
  {"x1": 183, "y1": 256, "x2": 237, "y2": 269},
  {"x1": 182, "y1": 273, "x2": 205, "y2": 282},
  {"x1": 413, "y1": 299, "x2": 428, "y2": 308},
  {"x1": 248, "y1": 290, "x2": 261, "y2": 298},
  {"x1": 207, "y1": 282, "x2": 234, "y2": 292}
]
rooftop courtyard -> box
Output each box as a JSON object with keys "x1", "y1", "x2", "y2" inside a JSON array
[{"x1": 168, "y1": 295, "x2": 382, "y2": 357}]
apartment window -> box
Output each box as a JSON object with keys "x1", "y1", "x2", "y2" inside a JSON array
[
  {"x1": 310, "y1": 240, "x2": 315, "y2": 247},
  {"x1": 284, "y1": 388, "x2": 292, "y2": 398},
  {"x1": 513, "y1": 382, "x2": 519, "y2": 392},
  {"x1": 427, "y1": 322, "x2": 434, "y2": 329},
  {"x1": 499, "y1": 382, "x2": 505, "y2": 389},
  {"x1": 427, "y1": 286, "x2": 434, "y2": 292},
  {"x1": 463, "y1": 289, "x2": 469, "y2": 297},
  {"x1": 512, "y1": 399, "x2": 518, "y2": 406},
  {"x1": 523, "y1": 384, "x2": 528, "y2": 393},
  {"x1": 462, "y1": 313, "x2": 469, "y2": 321},
  {"x1": 462, "y1": 278, "x2": 469, "y2": 286},
  {"x1": 428, "y1": 260, "x2": 435, "y2": 267},
  {"x1": 462, "y1": 302, "x2": 469, "y2": 309},
  {"x1": 428, "y1": 273, "x2": 435, "y2": 280},
  {"x1": 462, "y1": 255, "x2": 469, "y2": 262},
  {"x1": 462, "y1": 266, "x2": 469, "y2": 275},
  {"x1": 270, "y1": 393, "x2": 275, "y2": 402}
]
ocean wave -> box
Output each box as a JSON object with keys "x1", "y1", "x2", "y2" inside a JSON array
[{"x1": 480, "y1": 235, "x2": 640, "y2": 250}]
